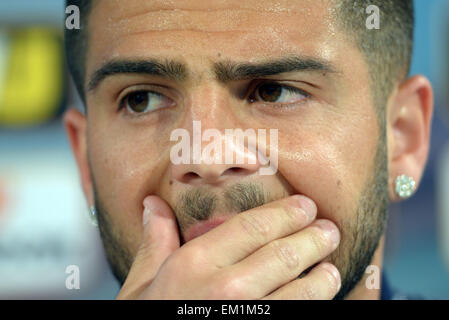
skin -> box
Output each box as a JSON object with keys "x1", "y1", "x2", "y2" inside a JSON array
[{"x1": 64, "y1": 0, "x2": 434, "y2": 299}]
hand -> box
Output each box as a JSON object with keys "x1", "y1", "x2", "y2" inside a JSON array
[{"x1": 116, "y1": 194, "x2": 341, "y2": 299}]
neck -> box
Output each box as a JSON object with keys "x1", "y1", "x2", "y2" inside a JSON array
[{"x1": 345, "y1": 236, "x2": 385, "y2": 300}]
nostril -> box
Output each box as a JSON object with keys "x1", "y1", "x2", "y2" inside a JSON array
[
  {"x1": 223, "y1": 167, "x2": 249, "y2": 176},
  {"x1": 182, "y1": 171, "x2": 201, "y2": 183},
  {"x1": 174, "y1": 164, "x2": 259, "y2": 185}
]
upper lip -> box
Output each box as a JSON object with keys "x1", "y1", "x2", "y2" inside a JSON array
[{"x1": 182, "y1": 217, "x2": 229, "y2": 243}]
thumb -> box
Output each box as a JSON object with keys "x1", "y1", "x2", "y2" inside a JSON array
[
  {"x1": 117, "y1": 195, "x2": 180, "y2": 299},
  {"x1": 139, "y1": 195, "x2": 181, "y2": 267}
]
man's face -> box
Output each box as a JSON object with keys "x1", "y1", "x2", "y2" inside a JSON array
[{"x1": 84, "y1": 0, "x2": 387, "y2": 298}]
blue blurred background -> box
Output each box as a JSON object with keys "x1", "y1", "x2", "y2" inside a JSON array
[{"x1": 0, "y1": 0, "x2": 448, "y2": 299}]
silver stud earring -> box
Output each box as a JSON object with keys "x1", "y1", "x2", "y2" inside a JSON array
[
  {"x1": 395, "y1": 174, "x2": 416, "y2": 199},
  {"x1": 88, "y1": 205, "x2": 99, "y2": 227}
]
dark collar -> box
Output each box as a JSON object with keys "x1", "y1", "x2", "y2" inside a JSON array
[{"x1": 381, "y1": 272, "x2": 393, "y2": 300}]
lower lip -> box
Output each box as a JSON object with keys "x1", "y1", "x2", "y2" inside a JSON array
[{"x1": 183, "y1": 219, "x2": 227, "y2": 242}]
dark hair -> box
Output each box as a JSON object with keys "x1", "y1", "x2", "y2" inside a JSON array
[
  {"x1": 64, "y1": 0, "x2": 414, "y2": 116},
  {"x1": 65, "y1": 0, "x2": 93, "y2": 105},
  {"x1": 335, "y1": 0, "x2": 414, "y2": 122}
]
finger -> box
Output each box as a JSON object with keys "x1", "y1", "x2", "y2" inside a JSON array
[
  {"x1": 263, "y1": 262, "x2": 341, "y2": 300},
  {"x1": 117, "y1": 195, "x2": 180, "y2": 299},
  {"x1": 225, "y1": 219, "x2": 340, "y2": 298},
  {"x1": 188, "y1": 194, "x2": 317, "y2": 267}
]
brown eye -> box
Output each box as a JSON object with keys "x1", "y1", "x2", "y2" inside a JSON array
[
  {"x1": 253, "y1": 82, "x2": 310, "y2": 104},
  {"x1": 121, "y1": 90, "x2": 173, "y2": 114},
  {"x1": 126, "y1": 91, "x2": 149, "y2": 113},
  {"x1": 258, "y1": 83, "x2": 282, "y2": 102}
]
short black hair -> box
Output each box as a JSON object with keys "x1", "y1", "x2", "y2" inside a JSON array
[
  {"x1": 335, "y1": 0, "x2": 414, "y2": 122},
  {"x1": 64, "y1": 0, "x2": 414, "y2": 116},
  {"x1": 65, "y1": 0, "x2": 93, "y2": 105}
]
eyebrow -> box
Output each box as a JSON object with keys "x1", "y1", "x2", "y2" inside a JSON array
[
  {"x1": 87, "y1": 55, "x2": 337, "y2": 92},
  {"x1": 213, "y1": 56, "x2": 337, "y2": 83},
  {"x1": 87, "y1": 59, "x2": 188, "y2": 91}
]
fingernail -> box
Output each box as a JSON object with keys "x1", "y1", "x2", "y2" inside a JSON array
[
  {"x1": 314, "y1": 220, "x2": 340, "y2": 245},
  {"x1": 292, "y1": 195, "x2": 317, "y2": 220},
  {"x1": 143, "y1": 198, "x2": 152, "y2": 226},
  {"x1": 320, "y1": 263, "x2": 341, "y2": 291}
]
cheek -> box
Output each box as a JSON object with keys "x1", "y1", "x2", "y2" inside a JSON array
[
  {"x1": 88, "y1": 120, "x2": 171, "y2": 253},
  {"x1": 276, "y1": 117, "x2": 378, "y2": 225}
]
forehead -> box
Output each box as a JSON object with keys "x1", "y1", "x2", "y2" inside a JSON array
[{"x1": 87, "y1": 0, "x2": 348, "y2": 70}]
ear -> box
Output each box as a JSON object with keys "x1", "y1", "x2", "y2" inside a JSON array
[
  {"x1": 63, "y1": 108, "x2": 94, "y2": 206},
  {"x1": 387, "y1": 75, "x2": 434, "y2": 202}
]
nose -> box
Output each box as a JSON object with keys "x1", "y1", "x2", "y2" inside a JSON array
[{"x1": 171, "y1": 132, "x2": 262, "y2": 185}]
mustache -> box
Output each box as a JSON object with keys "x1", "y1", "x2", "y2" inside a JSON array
[{"x1": 174, "y1": 182, "x2": 269, "y2": 232}]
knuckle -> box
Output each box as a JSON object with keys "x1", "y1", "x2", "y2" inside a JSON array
[
  {"x1": 238, "y1": 213, "x2": 272, "y2": 245},
  {"x1": 282, "y1": 205, "x2": 306, "y2": 230},
  {"x1": 308, "y1": 228, "x2": 331, "y2": 257},
  {"x1": 176, "y1": 244, "x2": 207, "y2": 270},
  {"x1": 298, "y1": 282, "x2": 320, "y2": 300},
  {"x1": 269, "y1": 240, "x2": 300, "y2": 272},
  {"x1": 217, "y1": 276, "x2": 247, "y2": 299}
]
